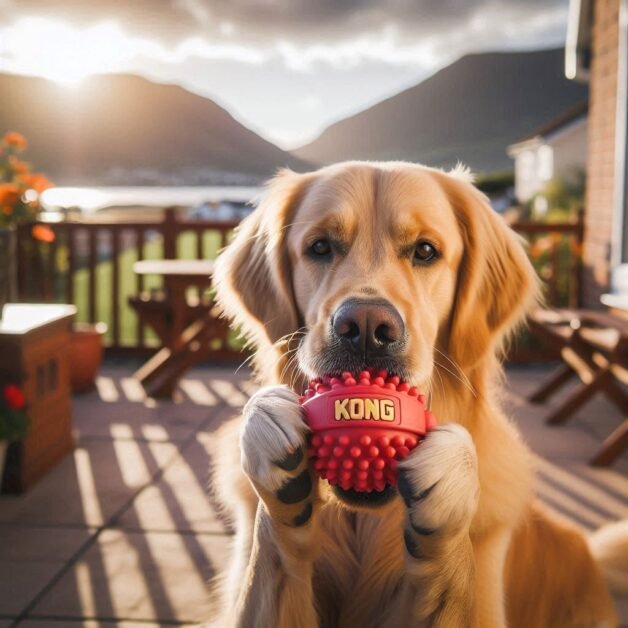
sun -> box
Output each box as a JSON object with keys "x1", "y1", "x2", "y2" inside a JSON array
[{"x1": 0, "y1": 17, "x2": 141, "y2": 88}]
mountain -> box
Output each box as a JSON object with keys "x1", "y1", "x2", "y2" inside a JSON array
[
  {"x1": 294, "y1": 48, "x2": 588, "y2": 174},
  {"x1": 0, "y1": 73, "x2": 309, "y2": 185}
]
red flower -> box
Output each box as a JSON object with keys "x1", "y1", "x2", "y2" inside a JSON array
[{"x1": 3, "y1": 384, "x2": 26, "y2": 410}]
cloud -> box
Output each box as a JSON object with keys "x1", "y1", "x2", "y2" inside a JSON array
[
  {"x1": 0, "y1": 1, "x2": 570, "y2": 148},
  {"x1": 0, "y1": 0, "x2": 569, "y2": 75},
  {"x1": 1, "y1": 1, "x2": 568, "y2": 52}
]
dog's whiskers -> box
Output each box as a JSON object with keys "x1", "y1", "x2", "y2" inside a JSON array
[
  {"x1": 279, "y1": 347, "x2": 300, "y2": 386},
  {"x1": 433, "y1": 357, "x2": 477, "y2": 398},
  {"x1": 433, "y1": 347, "x2": 475, "y2": 394}
]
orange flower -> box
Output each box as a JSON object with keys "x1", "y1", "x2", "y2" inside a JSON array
[
  {"x1": 3, "y1": 131, "x2": 28, "y2": 151},
  {"x1": 0, "y1": 183, "x2": 21, "y2": 206},
  {"x1": 8, "y1": 155, "x2": 28, "y2": 174},
  {"x1": 21, "y1": 173, "x2": 54, "y2": 193},
  {"x1": 31, "y1": 224, "x2": 55, "y2": 243},
  {"x1": 2, "y1": 205, "x2": 13, "y2": 215}
]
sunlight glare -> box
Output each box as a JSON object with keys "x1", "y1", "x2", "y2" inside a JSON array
[
  {"x1": 75, "y1": 448, "x2": 104, "y2": 527},
  {"x1": 209, "y1": 379, "x2": 248, "y2": 407},
  {"x1": 178, "y1": 379, "x2": 218, "y2": 406},
  {"x1": 96, "y1": 376, "x2": 119, "y2": 402},
  {"x1": 0, "y1": 17, "x2": 155, "y2": 87},
  {"x1": 75, "y1": 561, "x2": 97, "y2": 617}
]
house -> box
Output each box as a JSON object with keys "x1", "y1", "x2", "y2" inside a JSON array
[
  {"x1": 566, "y1": 0, "x2": 628, "y2": 306},
  {"x1": 507, "y1": 103, "x2": 588, "y2": 205}
]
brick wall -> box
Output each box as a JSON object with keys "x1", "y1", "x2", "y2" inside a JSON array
[{"x1": 582, "y1": 0, "x2": 621, "y2": 306}]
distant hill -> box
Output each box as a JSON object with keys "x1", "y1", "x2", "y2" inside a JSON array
[
  {"x1": 0, "y1": 73, "x2": 309, "y2": 185},
  {"x1": 294, "y1": 48, "x2": 588, "y2": 174}
]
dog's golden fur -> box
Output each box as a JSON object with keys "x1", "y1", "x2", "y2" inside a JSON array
[{"x1": 209, "y1": 162, "x2": 622, "y2": 627}]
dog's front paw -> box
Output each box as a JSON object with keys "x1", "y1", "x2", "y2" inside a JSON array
[
  {"x1": 397, "y1": 424, "x2": 479, "y2": 555},
  {"x1": 240, "y1": 385, "x2": 316, "y2": 528}
]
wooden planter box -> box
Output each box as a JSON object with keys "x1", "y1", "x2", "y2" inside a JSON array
[{"x1": 0, "y1": 304, "x2": 76, "y2": 493}]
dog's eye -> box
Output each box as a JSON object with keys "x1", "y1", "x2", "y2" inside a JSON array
[
  {"x1": 413, "y1": 241, "x2": 439, "y2": 265},
  {"x1": 310, "y1": 239, "x2": 332, "y2": 258}
]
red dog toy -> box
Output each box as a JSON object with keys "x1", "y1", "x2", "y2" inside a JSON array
[{"x1": 299, "y1": 370, "x2": 436, "y2": 493}]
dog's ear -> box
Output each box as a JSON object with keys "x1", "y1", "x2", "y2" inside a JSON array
[
  {"x1": 213, "y1": 169, "x2": 309, "y2": 352},
  {"x1": 440, "y1": 173, "x2": 540, "y2": 370}
]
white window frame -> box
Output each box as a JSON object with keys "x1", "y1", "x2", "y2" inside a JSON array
[{"x1": 613, "y1": 0, "x2": 628, "y2": 266}]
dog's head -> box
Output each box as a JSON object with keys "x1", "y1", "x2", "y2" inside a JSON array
[{"x1": 214, "y1": 161, "x2": 538, "y2": 507}]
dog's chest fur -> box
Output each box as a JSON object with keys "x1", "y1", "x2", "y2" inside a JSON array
[{"x1": 312, "y1": 505, "x2": 407, "y2": 628}]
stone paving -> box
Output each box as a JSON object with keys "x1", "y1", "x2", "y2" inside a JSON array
[{"x1": 0, "y1": 360, "x2": 626, "y2": 627}]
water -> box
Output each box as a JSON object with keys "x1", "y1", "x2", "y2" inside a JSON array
[{"x1": 40, "y1": 185, "x2": 264, "y2": 214}]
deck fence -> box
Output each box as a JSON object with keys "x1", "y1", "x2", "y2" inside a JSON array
[{"x1": 16, "y1": 207, "x2": 584, "y2": 359}]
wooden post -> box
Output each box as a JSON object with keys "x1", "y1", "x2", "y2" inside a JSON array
[
  {"x1": 88, "y1": 228, "x2": 97, "y2": 323},
  {"x1": 15, "y1": 224, "x2": 27, "y2": 302},
  {"x1": 574, "y1": 207, "x2": 585, "y2": 308},
  {"x1": 111, "y1": 227, "x2": 120, "y2": 347},
  {"x1": 163, "y1": 207, "x2": 178, "y2": 259},
  {"x1": 66, "y1": 225, "x2": 75, "y2": 306}
]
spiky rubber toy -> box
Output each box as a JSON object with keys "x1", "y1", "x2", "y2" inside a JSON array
[{"x1": 299, "y1": 369, "x2": 436, "y2": 493}]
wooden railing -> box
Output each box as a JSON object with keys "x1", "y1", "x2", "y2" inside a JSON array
[
  {"x1": 15, "y1": 207, "x2": 585, "y2": 359},
  {"x1": 511, "y1": 213, "x2": 584, "y2": 309},
  {"x1": 17, "y1": 207, "x2": 239, "y2": 353}
]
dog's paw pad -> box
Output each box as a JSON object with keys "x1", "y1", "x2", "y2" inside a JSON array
[
  {"x1": 274, "y1": 446, "x2": 304, "y2": 471},
  {"x1": 397, "y1": 473, "x2": 437, "y2": 509},
  {"x1": 240, "y1": 385, "x2": 309, "y2": 491},
  {"x1": 276, "y1": 469, "x2": 312, "y2": 504},
  {"x1": 290, "y1": 502, "x2": 313, "y2": 527},
  {"x1": 398, "y1": 424, "x2": 479, "y2": 538},
  {"x1": 403, "y1": 527, "x2": 424, "y2": 559}
]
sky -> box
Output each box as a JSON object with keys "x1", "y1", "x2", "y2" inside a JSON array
[{"x1": 0, "y1": 0, "x2": 570, "y2": 149}]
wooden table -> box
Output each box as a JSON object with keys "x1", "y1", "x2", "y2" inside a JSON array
[
  {"x1": 130, "y1": 260, "x2": 233, "y2": 397},
  {"x1": 601, "y1": 293, "x2": 628, "y2": 321},
  {"x1": 132, "y1": 260, "x2": 215, "y2": 349},
  {"x1": 0, "y1": 304, "x2": 76, "y2": 492}
]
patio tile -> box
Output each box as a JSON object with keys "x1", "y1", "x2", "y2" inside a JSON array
[
  {"x1": 29, "y1": 528, "x2": 230, "y2": 624},
  {"x1": 0, "y1": 562, "x2": 65, "y2": 619},
  {"x1": 0, "y1": 439, "x2": 178, "y2": 527},
  {"x1": 72, "y1": 396, "x2": 219, "y2": 443},
  {"x1": 504, "y1": 366, "x2": 628, "y2": 469},
  {"x1": 114, "y1": 434, "x2": 227, "y2": 534},
  {"x1": 0, "y1": 525, "x2": 93, "y2": 562}
]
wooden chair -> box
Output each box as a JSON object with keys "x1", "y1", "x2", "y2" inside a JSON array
[{"x1": 528, "y1": 308, "x2": 628, "y2": 466}]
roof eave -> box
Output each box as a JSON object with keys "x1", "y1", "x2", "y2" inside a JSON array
[{"x1": 565, "y1": 0, "x2": 593, "y2": 83}]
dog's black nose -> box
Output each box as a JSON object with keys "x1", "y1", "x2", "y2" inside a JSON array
[{"x1": 332, "y1": 298, "x2": 405, "y2": 357}]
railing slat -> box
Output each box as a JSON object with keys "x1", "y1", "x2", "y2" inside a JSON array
[
  {"x1": 66, "y1": 225, "x2": 75, "y2": 305},
  {"x1": 549, "y1": 235, "x2": 561, "y2": 306},
  {"x1": 88, "y1": 228, "x2": 97, "y2": 323},
  {"x1": 16, "y1": 225, "x2": 27, "y2": 301},
  {"x1": 136, "y1": 228, "x2": 145, "y2": 348},
  {"x1": 46, "y1": 234, "x2": 57, "y2": 302},
  {"x1": 111, "y1": 227, "x2": 121, "y2": 347},
  {"x1": 196, "y1": 230, "x2": 203, "y2": 259}
]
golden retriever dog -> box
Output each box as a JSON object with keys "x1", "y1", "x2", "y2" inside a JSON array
[{"x1": 209, "y1": 161, "x2": 625, "y2": 627}]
